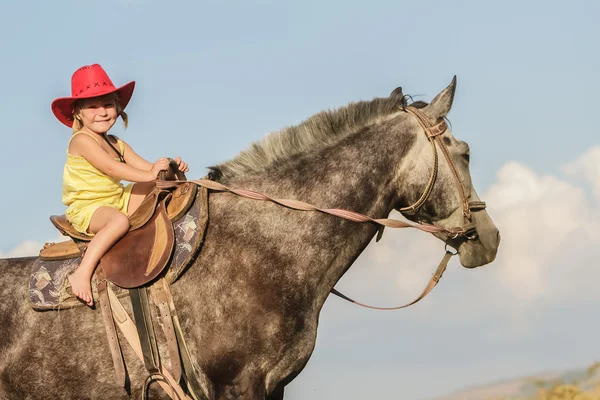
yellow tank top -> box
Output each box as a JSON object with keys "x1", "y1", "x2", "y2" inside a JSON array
[{"x1": 62, "y1": 132, "x2": 127, "y2": 207}]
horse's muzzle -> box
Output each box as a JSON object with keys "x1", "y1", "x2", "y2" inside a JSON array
[{"x1": 458, "y1": 228, "x2": 500, "y2": 268}]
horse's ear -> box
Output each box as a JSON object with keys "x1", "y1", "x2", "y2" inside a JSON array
[
  {"x1": 389, "y1": 87, "x2": 404, "y2": 98},
  {"x1": 424, "y1": 76, "x2": 457, "y2": 120}
]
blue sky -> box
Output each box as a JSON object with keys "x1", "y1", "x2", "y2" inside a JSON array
[{"x1": 1, "y1": 1, "x2": 599, "y2": 399}]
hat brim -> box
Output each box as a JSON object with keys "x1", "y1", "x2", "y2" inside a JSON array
[{"x1": 51, "y1": 81, "x2": 135, "y2": 128}]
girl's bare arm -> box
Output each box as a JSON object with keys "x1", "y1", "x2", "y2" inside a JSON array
[{"x1": 70, "y1": 134, "x2": 156, "y2": 182}]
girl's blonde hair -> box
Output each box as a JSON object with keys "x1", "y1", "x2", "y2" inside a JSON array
[{"x1": 72, "y1": 93, "x2": 129, "y2": 133}]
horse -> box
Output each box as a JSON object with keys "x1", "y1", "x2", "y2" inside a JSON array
[{"x1": 0, "y1": 77, "x2": 500, "y2": 399}]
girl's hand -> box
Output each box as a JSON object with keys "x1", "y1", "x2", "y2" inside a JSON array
[
  {"x1": 174, "y1": 157, "x2": 189, "y2": 173},
  {"x1": 150, "y1": 157, "x2": 171, "y2": 179}
]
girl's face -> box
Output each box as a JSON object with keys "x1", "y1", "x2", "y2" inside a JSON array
[{"x1": 77, "y1": 94, "x2": 118, "y2": 134}]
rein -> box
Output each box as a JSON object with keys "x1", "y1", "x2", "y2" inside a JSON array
[
  {"x1": 157, "y1": 106, "x2": 487, "y2": 311},
  {"x1": 156, "y1": 178, "x2": 469, "y2": 237}
]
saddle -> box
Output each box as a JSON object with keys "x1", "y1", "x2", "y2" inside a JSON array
[
  {"x1": 31, "y1": 165, "x2": 212, "y2": 399},
  {"x1": 44, "y1": 181, "x2": 196, "y2": 286}
]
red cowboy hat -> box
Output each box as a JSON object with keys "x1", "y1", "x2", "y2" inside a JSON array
[{"x1": 51, "y1": 64, "x2": 135, "y2": 128}]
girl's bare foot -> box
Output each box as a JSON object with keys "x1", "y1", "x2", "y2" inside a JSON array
[{"x1": 68, "y1": 268, "x2": 94, "y2": 306}]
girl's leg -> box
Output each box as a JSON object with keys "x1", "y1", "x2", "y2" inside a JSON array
[
  {"x1": 127, "y1": 182, "x2": 156, "y2": 216},
  {"x1": 69, "y1": 183, "x2": 155, "y2": 305},
  {"x1": 68, "y1": 207, "x2": 130, "y2": 306}
]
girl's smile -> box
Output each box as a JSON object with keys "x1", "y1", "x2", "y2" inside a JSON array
[{"x1": 77, "y1": 94, "x2": 118, "y2": 134}]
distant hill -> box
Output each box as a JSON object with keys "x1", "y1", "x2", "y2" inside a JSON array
[{"x1": 431, "y1": 362, "x2": 600, "y2": 400}]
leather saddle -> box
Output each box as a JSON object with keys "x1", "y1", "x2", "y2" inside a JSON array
[{"x1": 43, "y1": 176, "x2": 197, "y2": 288}]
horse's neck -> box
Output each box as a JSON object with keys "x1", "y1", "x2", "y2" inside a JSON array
[
  {"x1": 224, "y1": 126, "x2": 411, "y2": 296},
  {"x1": 182, "y1": 122, "x2": 416, "y2": 313},
  {"x1": 241, "y1": 125, "x2": 405, "y2": 213}
]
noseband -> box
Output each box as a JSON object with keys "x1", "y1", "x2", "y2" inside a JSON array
[{"x1": 400, "y1": 106, "x2": 487, "y2": 241}]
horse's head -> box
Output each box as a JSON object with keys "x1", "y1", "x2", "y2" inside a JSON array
[{"x1": 393, "y1": 77, "x2": 500, "y2": 268}]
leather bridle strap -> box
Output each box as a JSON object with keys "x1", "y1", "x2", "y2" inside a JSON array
[
  {"x1": 330, "y1": 251, "x2": 454, "y2": 310},
  {"x1": 402, "y1": 107, "x2": 471, "y2": 220},
  {"x1": 398, "y1": 117, "x2": 445, "y2": 215},
  {"x1": 156, "y1": 179, "x2": 472, "y2": 238}
]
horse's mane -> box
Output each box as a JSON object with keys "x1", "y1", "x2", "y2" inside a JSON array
[{"x1": 209, "y1": 90, "x2": 426, "y2": 183}]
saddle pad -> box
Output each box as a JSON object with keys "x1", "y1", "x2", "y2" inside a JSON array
[
  {"x1": 30, "y1": 187, "x2": 208, "y2": 311},
  {"x1": 167, "y1": 184, "x2": 208, "y2": 283}
]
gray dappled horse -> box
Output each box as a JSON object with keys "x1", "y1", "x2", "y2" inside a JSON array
[{"x1": 0, "y1": 77, "x2": 499, "y2": 399}]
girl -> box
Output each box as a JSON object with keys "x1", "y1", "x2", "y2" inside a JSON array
[{"x1": 51, "y1": 64, "x2": 189, "y2": 306}]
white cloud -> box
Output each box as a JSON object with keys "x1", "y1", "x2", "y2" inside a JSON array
[
  {"x1": 0, "y1": 240, "x2": 43, "y2": 258},
  {"x1": 344, "y1": 147, "x2": 600, "y2": 326},
  {"x1": 484, "y1": 150, "x2": 600, "y2": 305},
  {"x1": 0, "y1": 235, "x2": 66, "y2": 259},
  {"x1": 562, "y1": 146, "x2": 600, "y2": 203}
]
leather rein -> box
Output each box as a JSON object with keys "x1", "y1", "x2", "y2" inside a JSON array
[{"x1": 159, "y1": 106, "x2": 487, "y2": 311}]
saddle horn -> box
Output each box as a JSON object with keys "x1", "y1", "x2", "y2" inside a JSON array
[{"x1": 158, "y1": 158, "x2": 187, "y2": 183}]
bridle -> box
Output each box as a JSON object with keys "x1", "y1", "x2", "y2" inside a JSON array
[
  {"x1": 330, "y1": 106, "x2": 489, "y2": 310},
  {"x1": 398, "y1": 106, "x2": 487, "y2": 241}
]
